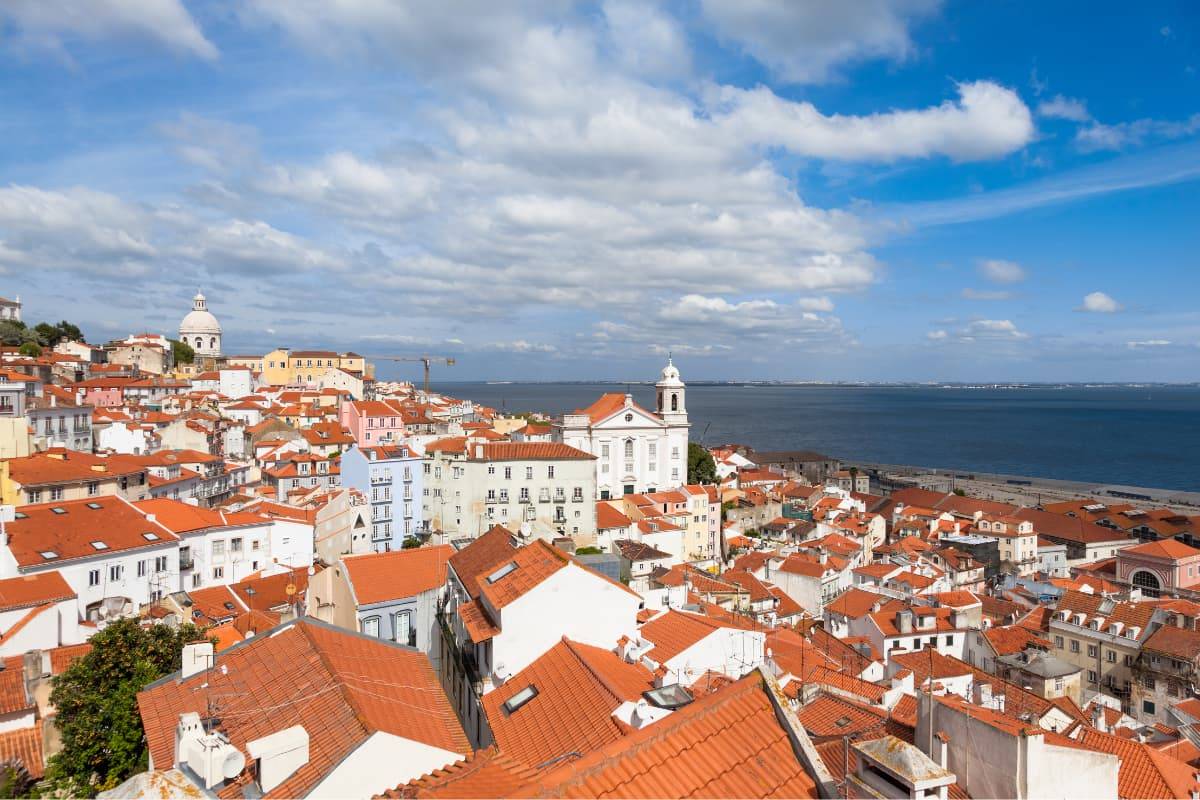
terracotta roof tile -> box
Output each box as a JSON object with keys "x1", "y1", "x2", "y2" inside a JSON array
[
  {"x1": 342, "y1": 545, "x2": 452, "y2": 606},
  {"x1": 483, "y1": 639, "x2": 654, "y2": 769},
  {"x1": 5, "y1": 496, "x2": 178, "y2": 567},
  {"x1": 448, "y1": 526, "x2": 517, "y2": 600},
  {"x1": 381, "y1": 747, "x2": 539, "y2": 798},
  {"x1": 137, "y1": 619, "x2": 469, "y2": 799},
  {"x1": 0, "y1": 572, "x2": 75, "y2": 611},
  {"x1": 508, "y1": 671, "x2": 819, "y2": 799},
  {"x1": 0, "y1": 727, "x2": 43, "y2": 779}
]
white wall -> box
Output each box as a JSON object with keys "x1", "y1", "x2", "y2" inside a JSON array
[
  {"x1": 489, "y1": 563, "x2": 639, "y2": 683},
  {"x1": 662, "y1": 627, "x2": 766, "y2": 685},
  {"x1": 309, "y1": 731, "x2": 463, "y2": 800}
]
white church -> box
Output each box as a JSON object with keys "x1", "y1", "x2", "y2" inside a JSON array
[
  {"x1": 556, "y1": 358, "x2": 690, "y2": 499},
  {"x1": 179, "y1": 291, "x2": 222, "y2": 358}
]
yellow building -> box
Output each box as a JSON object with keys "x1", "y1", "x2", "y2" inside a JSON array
[{"x1": 261, "y1": 349, "x2": 371, "y2": 388}]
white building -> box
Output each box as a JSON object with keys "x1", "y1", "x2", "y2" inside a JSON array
[
  {"x1": 0, "y1": 571, "x2": 88, "y2": 659},
  {"x1": 179, "y1": 291, "x2": 222, "y2": 358},
  {"x1": 424, "y1": 440, "x2": 596, "y2": 542},
  {"x1": 557, "y1": 358, "x2": 690, "y2": 499}
]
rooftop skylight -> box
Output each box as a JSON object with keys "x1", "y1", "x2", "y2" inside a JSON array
[
  {"x1": 90, "y1": 541, "x2": 108, "y2": 550},
  {"x1": 486, "y1": 562, "x2": 518, "y2": 584},
  {"x1": 502, "y1": 684, "x2": 538, "y2": 714}
]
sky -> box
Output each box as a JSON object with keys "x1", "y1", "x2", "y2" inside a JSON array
[{"x1": 1, "y1": 1, "x2": 1198, "y2": 383}]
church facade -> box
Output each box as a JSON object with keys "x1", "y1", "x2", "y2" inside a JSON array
[
  {"x1": 179, "y1": 291, "x2": 222, "y2": 358},
  {"x1": 556, "y1": 358, "x2": 690, "y2": 498}
]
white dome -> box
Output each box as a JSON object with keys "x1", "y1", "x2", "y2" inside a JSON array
[
  {"x1": 658, "y1": 355, "x2": 683, "y2": 385},
  {"x1": 180, "y1": 291, "x2": 222, "y2": 336},
  {"x1": 180, "y1": 309, "x2": 221, "y2": 335}
]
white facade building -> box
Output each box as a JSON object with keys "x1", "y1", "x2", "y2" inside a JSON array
[
  {"x1": 557, "y1": 358, "x2": 690, "y2": 499},
  {"x1": 179, "y1": 291, "x2": 222, "y2": 358}
]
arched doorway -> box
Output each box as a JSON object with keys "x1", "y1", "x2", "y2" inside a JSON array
[{"x1": 1131, "y1": 569, "x2": 1161, "y2": 598}]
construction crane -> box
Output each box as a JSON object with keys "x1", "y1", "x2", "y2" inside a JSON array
[{"x1": 374, "y1": 355, "x2": 455, "y2": 395}]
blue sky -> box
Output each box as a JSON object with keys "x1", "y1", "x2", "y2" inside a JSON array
[{"x1": 1, "y1": 1, "x2": 1198, "y2": 382}]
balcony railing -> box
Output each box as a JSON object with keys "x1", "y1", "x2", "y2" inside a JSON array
[{"x1": 370, "y1": 474, "x2": 392, "y2": 485}]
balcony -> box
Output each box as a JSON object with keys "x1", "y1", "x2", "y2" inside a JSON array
[
  {"x1": 571, "y1": 492, "x2": 584, "y2": 502},
  {"x1": 554, "y1": 491, "x2": 566, "y2": 503},
  {"x1": 538, "y1": 490, "x2": 551, "y2": 503},
  {"x1": 370, "y1": 473, "x2": 392, "y2": 485},
  {"x1": 485, "y1": 495, "x2": 498, "y2": 505},
  {"x1": 373, "y1": 508, "x2": 393, "y2": 523},
  {"x1": 179, "y1": 556, "x2": 194, "y2": 571},
  {"x1": 519, "y1": 494, "x2": 532, "y2": 504}
]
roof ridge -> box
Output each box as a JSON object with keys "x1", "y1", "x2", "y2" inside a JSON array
[{"x1": 561, "y1": 638, "x2": 633, "y2": 705}]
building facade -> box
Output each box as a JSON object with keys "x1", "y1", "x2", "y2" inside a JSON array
[
  {"x1": 341, "y1": 444, "x2": 424, "y2": 551},
  {"x1": 178, "y1": 292, "x2": 222, "y2": 358},
  {"x1": 556, "y1": 358, "x2": 689, "y2": 499}
]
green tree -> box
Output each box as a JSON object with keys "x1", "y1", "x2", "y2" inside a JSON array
[
  {"x1": 17, "y1": 342, "x2": 40, "y2": 357},
  {"x1": 574, "y1": 546, "x2": 602, "y2": 555},
  {"x1": 0, "y1": 320, "x2": 29, "y2": 346},
  {"x1": 44, "y1": 619, "x2": 207, "y2": 797},
  {"x1": 170, "y1": 338, "x2": 195, "y2": 365},
  {"x1": 0, "y1": 759, "x2": 33, "y2": 798},
  {"x1": 686, "y1": 442, "x2": 717, "y2": 485}
]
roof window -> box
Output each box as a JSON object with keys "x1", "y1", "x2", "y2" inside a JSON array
[
  {"x1": 86, "y1": 502, "x2": 102, "y2": 510},
  {"x1": 90, "y1": 541, "x2": 108, "y2": 550},
  {"x1": 39, "y1": 551, "x2": 58, "y2": 560},
  {"x1": 487, "y1": 562, "x2": 518, "y2": 584},
  {"x1": 14, "y1": 512, "x2": 26, "y2": 520},
  {"x1": 502, "y1": 685, "x2": 538, "y2": 714},
  {"x1": 643, "y1": 684, "x2": 694, "y2": 710},
  {"x1": 142, "y1": 532, "x2": 159, "y2": 541},
  {"x1": 51, "y1": 507, "x2": 67, "y2": 515}
]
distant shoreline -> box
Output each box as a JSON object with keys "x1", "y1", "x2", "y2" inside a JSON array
[{"x1": 437, "y1": 380, "x2": 1200, "y2": 389}]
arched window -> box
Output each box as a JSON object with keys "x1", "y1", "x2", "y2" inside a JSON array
[
  {"x1": 624, "y1": 439, "x2": 634, "y2": 459},
  {"x1": 671, "y1": 393, "x2": 678, "y2": 411},
  {"x1": 210, "y1": 337, "x2": 216, "y2": 349},
  {"x1": 1131, "y1": 570, "x2": 1161, "y2": 598},
  {"x1": 194, "y1": 337, "x2": 203, "y2": 349}
]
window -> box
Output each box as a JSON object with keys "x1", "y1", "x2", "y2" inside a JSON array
[
  {"x1": 547, "y1": 465, "x2": 555, "y2": 479},
  {"x1": 1069, "y1": 640, "x2": 1080, "y2": 653},
  {"x1": 394, "y1": 611, "x2": 415, "y2": 647},
  {"x1": 504, "y1": 467, "x2": 512, "y2": 480},
  {"x1": 27, "y1": 490, "x2": 41, "y2": 503},
  {"x1": 525, "y1": 466, "x2": 533, "y2": 480},
  {"x1": 1054, "y1": 677, "x2": 1064, "y2": 691},
  {"x1": 944, "y1": 635, "x2": 953, "y2": 646},
  {"x1": 231, "y1": 537, "x2": 243, "y2": 553},
  {"x1": 155, "y1": 556, "x2": 168, "y2": 572},
  {"x1": 137, "y1": 560, "x2": 147, "y2": 577},
  {"x1": 212, "y1": 540, "x2": 225, "y2": 558},
  {"x1": 213, "y1": 566, "x2": 224, "y2": 580},
  {"x1": 50, "y1": 487, "x2": 64, "y2": 501},
  {"x1": 488, "y1": 465, "x2": 495, "y2": 475},
  {"x1": 1087, "y1": 644, "x2": 1098, "y2": 658},
  {"x1": 109, "y1": 565, "x2": 123, "y2": 581},
  {"x1": 88, "y1": 569, "x2": 100, "y2": 587},
  {"x1": 1143, "y1": 700, "x2": 1156, "y2": 715},
  {"x1": 1054, "y1": 635, "x2": 1064, "y2": 648},
  {"x1": 601, "y1": 444, "x2": 610, "y2": 458},
  {"x1": 362, "y1": 616, "x2": 381, "y2": 638},
  {"x1": 624, "y1": 440, "x2": 634, "y2": 459},
  {"x1": 1106, "y1": 650, "x2": 1116, "y2": 663},
  {"x1": 503, "y1": 685, "x2": 538, "y2": 714},
  {"x1": 1087, "y1": 670, "x2": 1098, "y2": 683},
  {"x1": 87, "y1": 481, "x2": 99, "y2": 496}
]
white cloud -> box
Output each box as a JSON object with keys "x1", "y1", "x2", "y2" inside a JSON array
[
  {"x1": 926, "y1": 329, "x2": 948, "y2": 340},
  {"x1": 1076, "y1": 113, "x2": 1200, "y2": 152},
  {"x1": 1, "y1": 0, "x2": 217, "y2": 61},
  {"x1": 962, "y1": 288, "x2": 1012, "y2": 301},
  {"x1": 713, "y1": 81, "x2": 1034, "y2": 163},
  {"x1": 698, "y1": 0, "x2": 941, "y2": 84},
  {"x1": 1127, "y1": 339, "x2": 1171, "y2": 349},
  {"x1": 1078, "y1": 291, "x2": 1122, "y2": 313},
  {"x1": 960, "y1": 319, "x2": 1029, "y2": 341},
  {"x1": 978, "y1": 259, "x2": 1026, "y2": 284},
  {"x1": 602, "y1": 0, "x2": 691, "y2": 80},
  {"x1": 1037, "y1": 95, "x2": 1090, "y2": 122}
]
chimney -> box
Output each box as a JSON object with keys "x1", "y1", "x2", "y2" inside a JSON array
[
  {"x1": 181, "y1": 641, "x2": 214, "y2": 680},
  {"x1": 897, "y1": 609, "x2": 914, "y2": 634},
  {"x1": 247, "y1": 726, "x2": 309, "y2": 794},
  {"x1": 1092, "y1": 703, "x2": 1108, "y2": 733},
  {"x1": 973, "y1": 682, "x2": 993, "y2": 707},
  {"x1": 935, "y1": 731, "x2": 949, "y2": 768},
  {"x1": 474, "y1": 444, "x2": 484, "y2": 459}
]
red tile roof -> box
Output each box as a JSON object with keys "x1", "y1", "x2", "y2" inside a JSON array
[
  {"x1": 483, "y1": 638, "x2": 653, "y2": 769},
  {"x1": 1076, "y1": 727, "x2": 1200, "y2": 799},
  {"x1": 5, "y1": 496, "x2": 178, "y2": 568},
  {"x1": 595, "y1": 503, "x2": 632, "y2": 530},
  {"x1": 1122, "y1": 538, "x2": 1200, "y2": 560},
  {"x1": 508, "y1": 671, "x2": 819, "y2": 799},
  {"x1": 448, "y1": 526, "x2": 517, "y2": 600},
  {"x1": 572, "y1": 392, "x2": 658, "y2": 426},
  {"x1": 383, "y1": 747, "x2": 539, "y2": 798},
  {"x1": 0, "y1": 572, "x2": 75, "y2": 611},
  {"x1": 342, "y1": 545, "x2": 452, "y2": 606},
  {"x1": 639, "y1": 610, "x2": 747, "y2": 663},
  {"x1": 138, "y1": 619, "x2": 469, "y2": 799},
  {"x1": 0, "y1": 727, "x2": 43, "y2": 779}
]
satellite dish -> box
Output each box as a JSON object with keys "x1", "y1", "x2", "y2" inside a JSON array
[
  {"x1": 519, "y1": 522, "x2": 532, "y2": 538},
  {"x1": 285, "y1": 583, "x2": 297, "y2": 596}
]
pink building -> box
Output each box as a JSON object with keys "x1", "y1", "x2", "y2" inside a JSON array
[
  {"x1": 1117, "y1": 538, "x2": 1200, "y2": 596},
  {"x1": 74, "y1": 382, "x2": 123, "y2": 408},
  {"x1": 339, "y1": 399, "x2": 406, "y2": 446}
]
